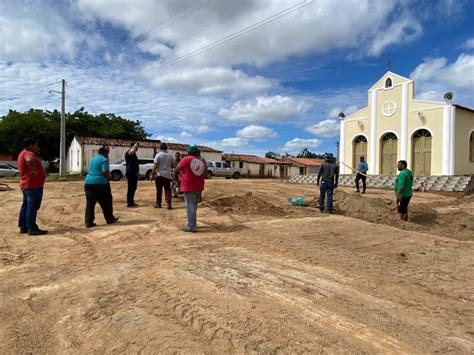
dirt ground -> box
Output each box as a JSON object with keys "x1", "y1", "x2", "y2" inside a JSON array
[{"x1": 0, "y1": 178, "x2": 473, "y2": 353}]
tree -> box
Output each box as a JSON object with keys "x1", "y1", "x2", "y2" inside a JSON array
[
  {"x1": 265, "y1": 151, "x2": 281, "y2": 160},
  {"x1": 0, "y1": 108, "x2": 151, "y2": 161},
  {"x1": 296, "y1": 148, "x2": 324, "y2": 159}
]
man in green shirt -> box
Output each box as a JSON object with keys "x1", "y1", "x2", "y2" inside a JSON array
[{"x1": 394, "y1": 160, "x2": 413, "y2": 221}]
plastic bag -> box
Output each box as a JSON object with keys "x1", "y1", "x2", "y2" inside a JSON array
[{"x1": 288, "y1": 196, "x2": 306, "y2": 206}]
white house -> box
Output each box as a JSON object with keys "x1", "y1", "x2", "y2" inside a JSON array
[{"x1": 67, "y1": 136, "x2": 222, "y2": 174}]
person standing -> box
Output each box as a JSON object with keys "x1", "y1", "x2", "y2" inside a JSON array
[
  {"x1": 176, "y1": 145, "x2": 206, "y2": 233},
  {"x1": 17, "y1": 138, "x2": 48, "y2": 235},
  {"x1": 84, "y1": 146, "x2": 119, "y2": 228},
  {"x1": 125, "y1": 142, "x2": 139, "y2": 208},
  {"x1": 316, "y1": 153, "x2": 339, "y2": 214},
  {"x1": 394, "y1": 160, "x2": 413, "y2": 222},
  {"x1": 151, "y1": 143, "x2": 174, "y2": 209},
  {"x1": 355, "y1": 156, "x2": 369, "y2": 194}
]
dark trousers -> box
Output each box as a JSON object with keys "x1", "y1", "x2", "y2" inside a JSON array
[
  {"x1": 126, "y1": 173, "x2": 139, "y2": 206},
  {"x1": 85, "y1": 183, "x2": 114, "y2": 225},
  {"x1": 19, "y1": 187, "x2": 43, "y2": 232},
  {"x1": 355, "y1": 173, "x2": 366, "y2": 192},
  {"x1": 155, "y1": 176, "x2": 172, "y2": 207},
  {"x1": 319, "y1": 180, "x2": 334, "y2": 213}
]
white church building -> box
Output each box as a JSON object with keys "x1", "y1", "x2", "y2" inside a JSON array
[{"x1": 339, "y1": 71, "x2": 474, "y2": 176}]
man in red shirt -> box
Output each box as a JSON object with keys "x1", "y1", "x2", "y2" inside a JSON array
[
  {"x1": 175, "y1": 145, "x2": 206, "y2": 233},
  {"x1": 17, "y1": 138, "x2": 47, "y2": 235}
]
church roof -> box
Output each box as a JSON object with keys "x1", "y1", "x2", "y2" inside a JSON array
[{"x1": 369, "y1": 71, "x2": 412, "y2": 91}]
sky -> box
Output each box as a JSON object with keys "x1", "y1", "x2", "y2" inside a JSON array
[{"x1": 1, "y1": 0, "x2": 473, "y2": 156}]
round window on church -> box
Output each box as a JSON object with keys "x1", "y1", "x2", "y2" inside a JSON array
[{"x1": 382, "y1": 100, "x2": 397, "y2": 117}]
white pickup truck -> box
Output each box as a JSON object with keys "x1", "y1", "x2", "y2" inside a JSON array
[
  {"x1": 206, "y1": 161, "x2": 241, "y2": 179},
  {"x1": 109, "y1": 158, "x2": 155, "y2": 181}
]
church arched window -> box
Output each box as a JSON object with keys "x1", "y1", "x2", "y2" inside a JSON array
[{"x1": 385, "y1": 78, "x2": 392, "y2": 88}]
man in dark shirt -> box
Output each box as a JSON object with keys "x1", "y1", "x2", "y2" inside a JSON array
[
  {"x1": 316, "y1": 153, "x2": 339, "y2": 214},
  {"x1": 125, "y1": 142, "x2": 139, "y2": 208}
]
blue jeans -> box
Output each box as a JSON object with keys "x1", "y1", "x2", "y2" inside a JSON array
[
  {"x1": 19, "y1": 187, "x2": 44, "y2": 232},
  {"x1": 319, "y1": 181, "x2": 334, "y2": 213},
  {"x1": 183, "y1": 191, "x2": 200, "y2": 231}
]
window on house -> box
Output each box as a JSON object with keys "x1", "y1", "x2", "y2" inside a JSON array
[
  {"x1": 470, "y1": 132, "x2": 474, "y2": 162},
  {"x1": 239, "y1": 162, "x2": 243, "y2": 168},
  {"x1": 385, "y1": 78, "x2": 392, "y2": 88}
]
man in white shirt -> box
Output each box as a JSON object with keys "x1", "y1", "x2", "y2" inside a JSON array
[{"x1": 150, "y1": 143, "x2": 175, "y2": 209}]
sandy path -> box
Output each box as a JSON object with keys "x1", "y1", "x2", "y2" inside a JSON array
[{"x1": 0, "y1": 179, "x2": 473, "y2": 353}]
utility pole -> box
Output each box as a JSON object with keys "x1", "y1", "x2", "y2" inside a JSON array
[
  {"x1": 60, "y1": 79, "x2": 66, "y2": 176},
  {"x1": 336, "y1": 141, "x2": 340, "y2": 161},
  {"x1": 50, "y1": 79, "x2": 66, "y2": 177}
]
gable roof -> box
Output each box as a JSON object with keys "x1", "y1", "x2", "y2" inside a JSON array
[
  {"x1": 74, "y1": 136, "x2": 222, "y2": 153},
  {"x1": 281, "y1": 157, "x2": 324, "y2": 166},
  {"x1": 222, "y1": 153, "x2": 280, "y2": 164},
  {"x1": 370, "y1": 71, "x2": 412, "y2": 91}
]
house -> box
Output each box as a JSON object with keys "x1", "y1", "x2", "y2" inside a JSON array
[
  {"x1": 281, "y1": 157, "x2": 323, "y2": 175},
  {"x1": 339, "y1": 71, "x2": 474, "y2": 176},
  {"x1": 67, "y1": 136, "x2": 222, "y2": 174},
  {"x1": 222, "y1": 154, "x2": 292, "y2": 178}
]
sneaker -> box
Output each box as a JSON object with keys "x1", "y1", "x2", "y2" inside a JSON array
[
  {"x1": 127, "y1": 204, "x2": 138, "y2": 208},
  {"x1": 182, "y1": 227, "x2": 197, "y2": 233},
  {"x1": 20, "y1": 228, "x2": 28, "y2": 234},
  {"x1": 107, "y1": 217, "x2": 119, "y2": 224},
  {"x1": 362, "y1": 191, "x2": 366, "y2": 194},
  {"x1": 29, "y1": 229, "x2": 48, "y2": 236},
  {"x1": 355, "y1": 190, "x2": 360, "y2": 193},
  {"x1": 85, "y1": 223, "x2": 97, "y2": 228},
  {"x1": 154, "y1": 204, "x2": 162, "y2": 208},
  {"x1": 167, "y1": 205, "x2": 172, "y2": 210}
]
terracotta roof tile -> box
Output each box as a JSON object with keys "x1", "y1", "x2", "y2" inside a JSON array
[
  {"x1": 281, "y1": 157, "x2": 324, "y2": 166},
  {"x1": 75, "y1": 136, "x2": 221, "y2": 153},
  {"x1": 222, "y1": 154, "x2": 290, "y2": 164}
]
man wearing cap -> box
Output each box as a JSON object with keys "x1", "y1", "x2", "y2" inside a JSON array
[
  {"x1": 316, "y1": 153, "x2": 339, "y2": 214},
  {"x1": 175, "y1": 145, "x2": 206, "y2": 233},
  {"x1": 84, "y1": 146, "x2": 119, "y2": 228}
]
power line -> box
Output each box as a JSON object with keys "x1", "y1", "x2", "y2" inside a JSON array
[
  {"x1": 1, "y1": 80, "x2": 61, "y2": 98},
  {"x1": 140, "y1": 0, "x2": 210, "y2": 39},
  {"x1": 124, "y1": 0, "x2": 313, "y2": 82}
]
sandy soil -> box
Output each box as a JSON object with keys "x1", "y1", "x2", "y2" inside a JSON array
[{"x1": 0, "y1": 178, "x2": 473, "y2": 353}]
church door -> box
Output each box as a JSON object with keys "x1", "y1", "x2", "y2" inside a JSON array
[
  {"x1": 412, "y1": 129, "x2": 432, "y2": 176},
  {"x1": 380, "y1": 133, "x2": 398, "y2": 175},
  {"x1": 353, "y1": 136, "x2": 368, "y2": 171}
]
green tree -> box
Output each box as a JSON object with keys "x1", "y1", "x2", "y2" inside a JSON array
[
  {"x1": 265, "y1": 151, "x2": 281, "y2": 160},
  {"x1": 297, "y1": 148, "x2": 324, "y2": 159},
  {"x1": 0, "y1": 108, "x2": 150, "y2": 161}
]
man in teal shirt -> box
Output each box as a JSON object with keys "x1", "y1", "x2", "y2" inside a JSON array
[
  {"x1": 394, "y1": 160, "x2": 413, "y2": 221},
  {"x1": 84, "y1": 146, "x2": 119, "y2": 228}
]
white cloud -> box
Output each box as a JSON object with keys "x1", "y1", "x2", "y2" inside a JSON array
[
  {"x1": 236, "y1": 125, "x2": 277, "y2": 140},
  {"x1": 282, "y1": 138, "x2": 322, "y2": 154},
  {"x1": 368, "y1": 14, "x2": 423, "y2": 57},
  {"x1": 327, "y1": 105, "x2": 359, "y2": 119},
  {"x1": 154, "y1": 135, "x2": 178, "y2": 143},
  {"x1": 462, "y1": 38, "x2": 474, "y2": 49},
  {"x1": 0, "y1": 1, "x2": 78, "y2": 61},
  {"x1": 218, "y1": 95, "x2": 310, "y2": 122},
  {"x1": 148, "y1": 66, "x2": 276, "y2": 97},
  {"x1": 305, "y1": 119, "x2": 340, "y2": 137},
  {"x1": 410, "y1": 54, "x2": 474, "y2": 92},
  {"x1": 180, "y1": 131, "x2": 193, "y2": 138}
]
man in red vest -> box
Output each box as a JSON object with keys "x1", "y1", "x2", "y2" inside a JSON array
[{"x1": 17, "y1": 138, "x2": 47, "y2": 235}]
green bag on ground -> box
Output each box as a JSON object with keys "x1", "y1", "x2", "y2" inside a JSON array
[{"x1": 288, "y1": 196, "x2": 306, "y2": 206}]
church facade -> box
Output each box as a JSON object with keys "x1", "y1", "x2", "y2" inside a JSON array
[{"x1": 339, "y1": 71, "x2": 474, "y2": 176}]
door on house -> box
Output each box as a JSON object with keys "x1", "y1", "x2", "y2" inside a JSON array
[
  {"x1": 279, "y1": 165, "x2": 284, "y2": 178},
  {"x1": 380, "y1": 132, "x2": 398, "y2": 175},
  {"x1": 353, "y1": 135, "x2": 368, "y2": 171},
  {"x1": 259, "y1": 164, "x2": 264, "y2": 177},
  {"x1": 412, "y1": 129, "x2": 432, "y2": 176}
]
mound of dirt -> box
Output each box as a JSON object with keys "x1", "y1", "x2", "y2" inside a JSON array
[
  {"x1": 203, "y1": 192, "x2": 287, "y2": 217},
  {"x1": 333, "y1": 191, "x2": 473, "y2": 240}
]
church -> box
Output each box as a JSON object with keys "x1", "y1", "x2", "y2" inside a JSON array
[{"x1": 339, "y1": 71, "x2": 474, "y2": 176}]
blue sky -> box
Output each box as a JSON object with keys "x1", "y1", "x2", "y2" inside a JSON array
[{"x1": 1, "y1": 0, "x2": 473, "y2": 156}]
